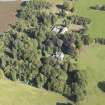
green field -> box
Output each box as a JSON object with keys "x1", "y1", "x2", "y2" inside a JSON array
[
  {"x1": 0, "y1": 80, "x2": 70, "y2": 105},
  {"x1": 75, "y1": 1, "x2": 105, "y2": 104},
  {"x1": 75, "y1": 0, "x2": 105, "y2": 38},
  {"x1": 77, "y1": 44, "x2": 105, "y2": 105}
]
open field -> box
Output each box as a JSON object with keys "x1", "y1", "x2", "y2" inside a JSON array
[
  {"x1": 0, "y1": 80, "x2": 70, "y2": 105},
  {"x1": 75, "y1": 1, "x2": 105, "y2": 104},
  {"x1": 77, "y1": 45, "x2": 105, "y2": 105},
  {"x1": 75, "y1": 0, "x2": 105, "y2": 38},
  {"x1": 0, "y1": 1, "x2": 20, "y2": 32}
]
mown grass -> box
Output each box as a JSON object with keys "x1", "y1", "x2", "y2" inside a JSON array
[
  {"x1": 75, "y1": 0, "x2": 105, "y2": 38},
  {"x1": 75, "y1": 1, "x2": 105, "y2": 104},
  {"x1": 0, "y1": 80, "x2": 70, "y2": 105},
  {"x1": 77, "y1": 44, "x2": 105, "y2": 105}
]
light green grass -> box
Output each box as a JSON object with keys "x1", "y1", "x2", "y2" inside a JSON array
[
  {"x1": 0, "y1": 80, "x2": 70, "y2": 105},
  {"x1": 77, "y1": 45, "x2": 105, "y2": 105},
  {"x1": 76, "y1": 1, "x2": 105, "y2": 104},
  {"x1": 75, "y1": 0, "x2": 105, "y2": 38}
]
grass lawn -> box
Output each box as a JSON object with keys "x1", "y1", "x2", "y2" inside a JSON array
[
  {"x1": 75, "y1": 1, "x2": 105, "y2": 104},
  {"x1": 0, "y1": 1, "x2": 20, "y2": 32},
  {"x1": 0, "y1": 80, "x2": 70, "y2": 105},
  {"x1": 77, "y1": 44, "x2": 105, "y2": 105},
  {"x1": 75, "y1": 0, "x2": 105, "y2": 38}
]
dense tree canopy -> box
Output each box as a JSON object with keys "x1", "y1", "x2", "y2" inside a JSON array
[{"x1": 0, "y1": 0, "x2": 89, "y2": 103}]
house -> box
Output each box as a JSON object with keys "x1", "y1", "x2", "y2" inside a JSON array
[
  {"x1": 52, "y1": 26, "x2": 61, "y2": 33},
  {"x1": 52, "y1": 26, "x2": 68, "y2": 34},
  {"x1": 60, "y1": 27, "x2": 68, "y2": 34},
  {"x1": 70, "y1": 24, "x2": 84, "y2": 32},
  {"x1": 53, "y1": 52, "x2": 64, "y2": 61}
]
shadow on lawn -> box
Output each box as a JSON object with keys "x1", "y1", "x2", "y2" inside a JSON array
[
  {"x1": 56, "y1": 102, "x2": 73, "y2": 105},
  {"x1": 56, "y1": 4, "x2": 63, "y2": 9},
  {"x1": 98, "y1": 81, "x2": 105, "y2": 92}
]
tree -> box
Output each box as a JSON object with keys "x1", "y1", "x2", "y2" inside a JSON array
[
  {"x1": 10, "y1": 70, "x2": 17, "y2": 81},
  {"x1": 0, "y1": 0, "x2": 88, "y2": 103},
  {"x1": 63, "y1": 1, "x2": 74, "y2": 11},
  {"x1": 71, "y1": 82, "x2": 86, "y2": 102},
  {"x1": 36, "y1": 73, "x2": 47, "y2": 88},
  {"x1": 63, "y1": 85, "x2": 71, "y2": 97},
  {"x1": 70, "y1": 70, "x2": 87, "y2": 102},
  {"x1": 98, "y1": 81, "x2": 105, "y2": 92},
  {"x1": 81, "y1": 35, "x2": 93, "y2": 45}
]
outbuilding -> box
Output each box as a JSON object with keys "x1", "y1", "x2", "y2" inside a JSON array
[
  {"x1": 53, "y1": 52, "x2": 64, "y2": 61},
  {"x1": 52, "y1": 26, "x2": 68, "y2": 34}
]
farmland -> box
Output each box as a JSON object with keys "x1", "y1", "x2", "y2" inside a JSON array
[{"x1": 0, "y1": 1, "x2": 20, "y2": 32}]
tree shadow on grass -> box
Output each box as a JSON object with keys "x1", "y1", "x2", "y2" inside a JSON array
[
  {"x1": 98, "y1": 81, "x2": 105, "y2": 92},
  {"x1": 89, "y1": 6, "x2": 96, "y2": 10},
  {"x1": 56, "y1": 102, "x2": 73, "y2": 105},
  {"x1": 56, "y1": 4, "x2": 63, "y2": 10}
]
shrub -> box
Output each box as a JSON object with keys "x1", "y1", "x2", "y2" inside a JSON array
[
  {"x1": 90, "y1": 4, "x2": 105, "y2": 11},
  {"x1": 0, "y1": 70, "x2": 4, "y2": 80},
  {"x1": 71, "y1": 82, "x2": 86, "y2": 102},
  {"x1": 81, "y1": 35, "x2": 93, "y2": 45},
  {"x1": 98, "y1": 81, "x2": 105, "y2": 92},
  {"x1": 10, "y1": 70, "x2": 17, "y2": 81},
  {"x1": 67, "y1": 70, "x2": 87, "y2": 102},
  {"x1": 63, "y1": 1, "x2": 74, "y2": 11},
  {"x1": 69, "y1": 16, "x2": 91, "y2": 25}
]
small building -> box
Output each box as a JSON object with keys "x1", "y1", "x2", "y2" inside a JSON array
[
  {"x1": 52, "y1": 26, "x2": 61, "y2": 33},
  {"x1": 53, "y1": 52, "x2": 64, "y2": 61},
  {"x1": 60, "y1": 27, "x2": 68, "y2": 34},
  {"x1": 52, "y1": 26, "x2": 68, "y2": 34},
  {"x1": 70, "y1": 24, "x2": 84, "y2": 32}
]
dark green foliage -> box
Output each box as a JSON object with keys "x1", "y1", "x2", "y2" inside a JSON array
[
  {"x1": 81, "y1": 35, "x2": 92, "y2": 45},
  {"x1": 90, "y1": 4, "x2": 105, "y2": 11},
  {"x1": 75, "y1": 34, "x2": 82, "y2": 49},
  {"x1": 62, "y1": 34, "x2": 80, "y2": 57},
  {"x1": 0, "y1": 69, "x2": 4, "y2": 79},
  {"x1": 98, "y1": 81, "x2": 105, "y2": 92},
  {"x1": 1, "y1": 30, "x2": 41, "y2": 84},
  {"x1": 10, "y1": 70, "x2": 17, "y2": 81},
  {"x1": 95, "y1": 38, "x2": 105, "y2": 45},
  {"x1": 56, "y1": 102, "x2": 72, "y2": 105},
  {"x1": 68, "y1": 15, "x2": 91, "y2": 26},
  {"x1": 69, "y1": 70, "x2": 87, "y2": 102},
  {"x1": 63, "y1": 1, "x2": 71, "y2": 10},
  {"x1": 63, "y1": 85, "x2": 71, "y2": 97},
  {"x1": 62, "y1": 1, "x2": 74, "y2": 11}
]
